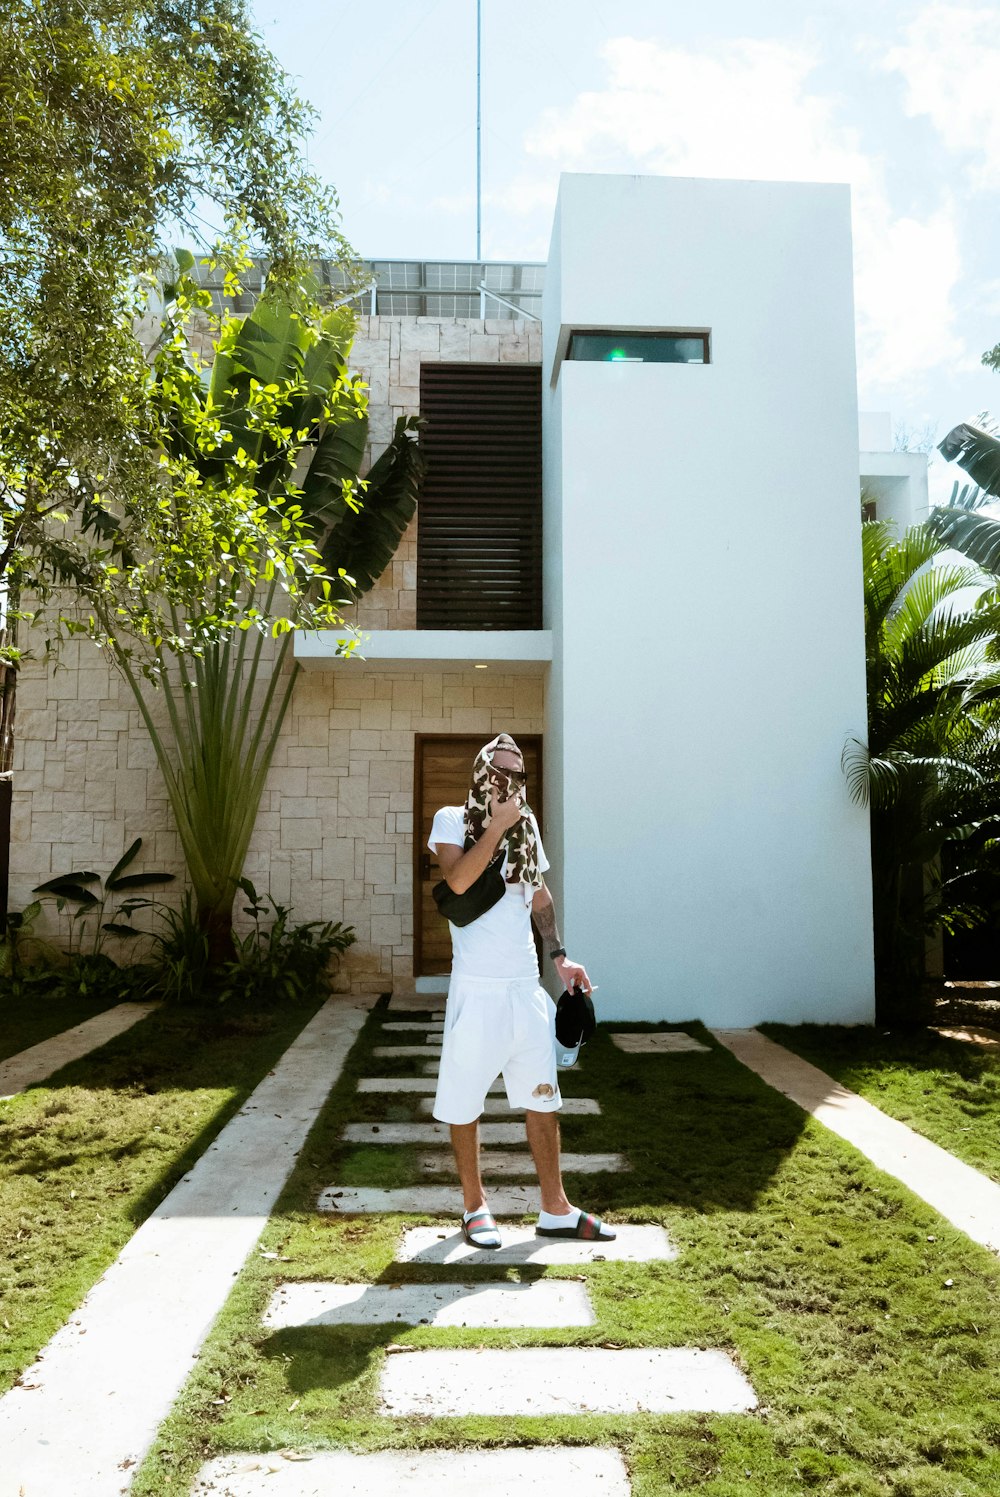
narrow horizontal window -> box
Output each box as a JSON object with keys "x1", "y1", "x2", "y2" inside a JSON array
[{"x1": 567, "y1": 331, "x2": 708, "y2": 364}]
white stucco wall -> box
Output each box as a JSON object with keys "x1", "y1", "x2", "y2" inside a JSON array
[
  {"x1": 860, "y1": 450, "x2": 930, "y2": 530},
  {"x1": 543, "y1": 173, "x2": 875, "y2": 1025}
]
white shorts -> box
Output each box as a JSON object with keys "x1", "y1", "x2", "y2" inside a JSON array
[{"x1": 432, "y1": 975, "x2": 562, "y2": 1125}]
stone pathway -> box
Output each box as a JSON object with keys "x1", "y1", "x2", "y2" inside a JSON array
[
  {"x1": 192, "y1": 1447, "x2": 631, "y2": 1495},
  {"x1": 610, "y1": 1031, "x2": 710, "y2": 1054},
  {"x1": 0, "y1": 1001, "x2": 161, "y2": 1100},
  {"x1": 0, "y1": 997, "x2": 371, "y2": 1496},
  {"x1": 380, "y1": 1347, "x2": 758, "y2": 1417},
  {"x1": 416, "y1": 1094, "x2": 601, "y2": 1114},
  {"x1": 932, "y1": 1024, "x2": 1000, "y2": 1049},
  {"x1": 712, "y1": 1026, "x2": 1000, "y2": 1255},
  {"x1": 396, "y1": 1222, "x2": 676, "y2": 1265},
  {"x1": 264, "y1": 1278, "x2": 596, "y2": 1329},
  {"x1": 200, "y1": 1005, "x2": 758, "y2": 1493},
  {"x1": 415, "y1": 1148, "x2": 627, "y2": 1175}
]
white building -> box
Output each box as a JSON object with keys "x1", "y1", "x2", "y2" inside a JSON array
[{"x1": 12, "y1": 172, "x2": 929, "y2": 1024}]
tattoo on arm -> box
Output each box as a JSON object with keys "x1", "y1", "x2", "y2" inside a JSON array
[{"x1": 532, "y1": 897, "x2": 562, "y2": 951}]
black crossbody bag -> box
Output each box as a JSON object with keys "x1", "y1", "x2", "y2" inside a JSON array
[{"x1": 432, "y1": 836, "x2": 506, "y2": 927}]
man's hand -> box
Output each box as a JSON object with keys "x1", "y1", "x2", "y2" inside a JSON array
[
  {"x1": 554, "y1": 955, "x2": 592, "y2": 995},
  {"x1": 489, "y1": 787, "x2": 523, "y2": 832}
]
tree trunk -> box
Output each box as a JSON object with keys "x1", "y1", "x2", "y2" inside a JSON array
[
  {"x1": 200, "y1": 897, "x2": 236, "y2": 968},
  {"x1": 0, "y1": 614, "x2": 17, "y2": 932}
]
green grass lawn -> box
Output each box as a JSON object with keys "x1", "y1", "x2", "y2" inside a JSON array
[
  {"x1": 0, "y1": 987, "x2": 125, "y2": 1065},
  {"x1": 0, "y1": 993, "x2": 328, "y2": 1395},
  {"x1": 762, "y1": 1023, "x2": 1000, "y2": 1185},
  {"x1": 132, "y1": 1016, "x2": 1000, "y2": 1496}
]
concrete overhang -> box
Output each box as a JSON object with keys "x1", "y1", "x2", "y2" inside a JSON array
[{"x1": 295, "y1": 629, "x2": 552, "y2": 673}]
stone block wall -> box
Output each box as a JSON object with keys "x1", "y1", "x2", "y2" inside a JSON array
[
  {"x1": 243, "y1": 666, "x2": 545, "y2": 994},
  {"x1": 8, "y1": 315, "x2": 545, "y2": 993},
  {"x1": 341, "y1": 316, "x2": 542, "y2": 633},
  {"x1": 10, "y1": 649, "x2": 544, "y2": 994}
]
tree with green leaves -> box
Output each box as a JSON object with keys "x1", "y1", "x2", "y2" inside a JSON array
[
  {"x1": 58, "y1": 273, "x2": 423, "y2": 962},
  {"x1": 844, "y1": 517, "x2": 1000, "y2": 1020},
  {"x1": 0, "y1": 0, "x2": 357, "y2": 768}
]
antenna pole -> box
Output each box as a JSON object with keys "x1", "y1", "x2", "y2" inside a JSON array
[{"x1": 476, "y1": 0, "x2": 482, "y2": 261}]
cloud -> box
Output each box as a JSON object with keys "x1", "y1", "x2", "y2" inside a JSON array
[
  {"x1": 854, "y1": 205, "x2": 968, "y2": 394},
  {"x1": 883, "y1": 4, "x2": 1000, "y2": 191},
  {"x1": 500, "y1": 33, "x2": 967, "y2": 395},
  {"x1": 524, "y1": 37, "x2": 862, "y2": 185}
]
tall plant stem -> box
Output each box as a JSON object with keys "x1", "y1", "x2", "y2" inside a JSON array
[{"x1": 112, "y1": 616, "x2": 301, "y2": 964}]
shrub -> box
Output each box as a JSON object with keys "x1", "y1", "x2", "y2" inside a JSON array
[{"x1": 152, "y1": 880, "x2": 354, "y2": 1007}]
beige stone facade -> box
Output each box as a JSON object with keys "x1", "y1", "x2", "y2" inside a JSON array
[
  {"x1": 344, "y1": 315, "x2": 542, "y2": 636},
  {"x1": 9, "y1": 316, "x2": 545, "y2": 994}
]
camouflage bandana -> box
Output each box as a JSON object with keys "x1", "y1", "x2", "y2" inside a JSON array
[{"x1": 464, "y1": 732, "x2": 543, "y2": 893}]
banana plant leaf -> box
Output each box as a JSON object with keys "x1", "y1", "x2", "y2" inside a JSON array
[
  {"x1": 33, "y1": 872, "x2": 99, "y2": 891},
  {"x1": 107, "y1": 872, "x2": 176, "y2": 890},
  {"x1": 321, "y1": 416, "x2": 425, "y2": 595},
  {"x1": 32, "y1": 881, "x2": 100, "y2": 906},
  {"x1": 937, "y1": 423, "x2": 1000, "y2": 496},
  {"x1": 300, "y1": 408, "x2": 370, "y2": 529},
  {"x1": 187, "y1": 300, "x2": 360, "y2": 498},
  {"x1": 926, "y1": 501, "x2": 1000, "y2": 575},
  {"x1": 105, "y1": 838, "x2": 142, "y2": 888}
]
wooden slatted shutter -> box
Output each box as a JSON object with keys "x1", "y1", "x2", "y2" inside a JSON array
[{"x1": 417, "y1": 364, "x2": 543, "y2": 629}]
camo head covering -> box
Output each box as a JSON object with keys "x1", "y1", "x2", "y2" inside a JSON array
[{"x1": 464, "y1": 732, "x2": 542, "y2": 894}]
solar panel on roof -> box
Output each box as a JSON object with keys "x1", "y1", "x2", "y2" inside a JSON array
[{"x1": 183, "y1": 257, "x2": 543, "y2": 320}]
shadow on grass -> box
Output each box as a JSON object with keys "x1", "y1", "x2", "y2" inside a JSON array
[
  {"x1": 1, "y1": 997, "x2": 337, "y2": 1228},
  {"x1": 318, "y1": 1022, "x2": 815, "y2": 1218},
  {"x1": 245, "y1": 1018, "x2": 826, "y2": 1405},
  {"x1": 762, "y1": 1020, "x2": 1000, "y2": 1095}
]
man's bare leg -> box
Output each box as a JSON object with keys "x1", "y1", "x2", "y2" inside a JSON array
[
  {"x1": 450, "y1": 1121, "x2": 487, "y2": 1213},
  {"x1": 525, "y1": 1109, "x2": 573, "y2": 1214}
]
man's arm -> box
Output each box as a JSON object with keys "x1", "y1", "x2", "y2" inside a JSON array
[
  {"x1": 532, "y1": 881, "x2": 591, "y2": 994},
  {"x1": 435, "y1": 792, "x2": 522, "y2": 893}
]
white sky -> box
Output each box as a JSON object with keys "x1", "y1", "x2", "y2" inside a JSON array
[{"x1": 250, "y1": 0, "x2": 1000, "y2": 504}]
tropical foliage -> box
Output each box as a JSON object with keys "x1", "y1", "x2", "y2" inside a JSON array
[
  {"x1": 149, "y1": 879, "x2": 354, "y2": 1006},
  {"x1": 845, "y1": 517, "x2": 1000, "y2": 1018},
  {"x1": 32, "y1": 837, "x2": 175, "y2": 956},
  {"x1": 0, "y1": 0, "x2": 356, "y2": 768},
  {"x1": 58, "y1": 275, "x2": 423, "y2": 961}
]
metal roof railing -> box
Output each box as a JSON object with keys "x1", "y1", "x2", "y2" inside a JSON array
[{"x1": 191, "y1": 258, "x2": 545, "y2": 321}]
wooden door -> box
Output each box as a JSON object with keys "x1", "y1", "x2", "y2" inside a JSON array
[{"x1": 414, "y1": 735, "x2": 543, "y2": 976}]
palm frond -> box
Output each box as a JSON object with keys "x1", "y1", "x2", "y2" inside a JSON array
[
  {"x1": 321, "y1": 416, "x2": 426, "y2": 595},
  {"x1": 925, "y1": 501, "x2": 1000, "y2": 573},
  {"x1": 937, "y1": 422, "x2": 1000, "y2": 498}
]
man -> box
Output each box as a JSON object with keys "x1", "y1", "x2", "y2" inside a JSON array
[{"x1": 429, "y1": 731, "x2": 616, "y2": 1249}]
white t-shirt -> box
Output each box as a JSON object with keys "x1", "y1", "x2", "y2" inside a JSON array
[{"x1": 428, "y1": 805, "x2": 550, "y2": 979}]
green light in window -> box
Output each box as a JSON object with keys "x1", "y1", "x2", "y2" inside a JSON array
[{"x1": 608, "y1": 347, "x2": 629, "y2": 361}]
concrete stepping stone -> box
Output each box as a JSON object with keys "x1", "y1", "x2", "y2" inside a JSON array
[
  {"x1": 415, "y1": 1149, "x2": 628, "y2": 1176},
  {"x1": 399, "y1": 1223, "x2": 675, "y2": 1264},
  {"x1": 263, "y1": 1278, "x2": 595, "y2": 1329},
  {"x1": 192, "y1": 1447, "x2": 630, "y2": 1495},
  {"x1": 319, "y1": 1184, "x2": 537, "y2": 1215},
  {"x1": 0, "y1": 998, "x2": 370, "y2": 1492},
  {"x1": 357, "y1": 1076, "x2": 505, "y2": 1095},
  {"x1": 380, "y1": 1347, "x2": 757, "y2": 1416},
  {"x1": 343, "y1": 1121, "x2": 530, "y2": 1145},
  {"x1": 386, "y1": 990, "x2": 448, "y2": 1012},
  {"x1": 610, "y1": 1031, "x2": 710, "y2": 1054},
  {"x1": 374, "y1": 1044, "x2": 443, "y2": 1058},
  {"x1": 417, "y1": 1095, "x2": 600, "y2": 1116},
  {"x1": 381, "y1": 1020, "x2": 445, "y2": 1032},
  {"x1": 932, "y1": 1024, "x2": 1000, "y2": 1049},
  {"x1": 0, "y1": 1001, "x2": 161, "y2": 1100},
  {"x1": 421, "y1": 1058, "x2": 582, "y2": 1076},
  {"x1": 713, "y1": 1026, "x2": 1000, "y2": 1255}
]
